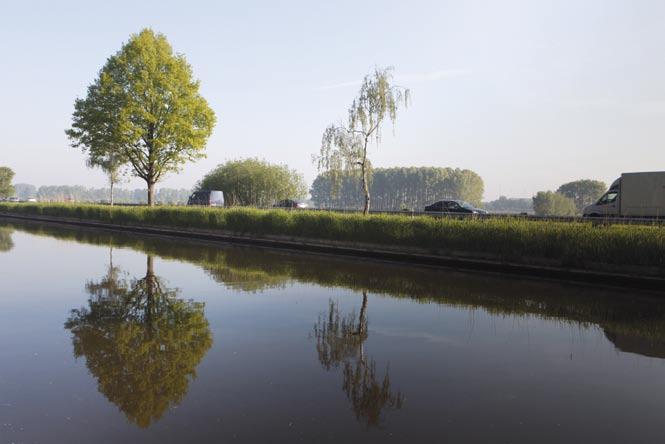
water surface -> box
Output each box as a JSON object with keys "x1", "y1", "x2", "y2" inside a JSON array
[{"x1": 1, "y1": 221, "x2": 665, "y2": 443}]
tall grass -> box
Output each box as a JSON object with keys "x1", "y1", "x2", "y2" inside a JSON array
[{"x1": 1, "y1": 202, "x2": 664, "y2": 270}]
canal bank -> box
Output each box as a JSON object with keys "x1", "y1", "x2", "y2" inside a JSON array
[{"x1": 1, "y1": 211, "x2": 664, "y2": 291}]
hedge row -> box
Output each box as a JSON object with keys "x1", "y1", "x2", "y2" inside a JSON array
[{"x1": 1, "y1": 203, "x2": 664, "y2": 269}]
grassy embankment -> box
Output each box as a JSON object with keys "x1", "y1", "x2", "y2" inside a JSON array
[{"x1": 1, "y1": 202, "x2": 664, "y2": 271}]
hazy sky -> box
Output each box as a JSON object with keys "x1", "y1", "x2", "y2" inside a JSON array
[{"x1": 1, "y1": 0, "x2": 664, "y2": 200}]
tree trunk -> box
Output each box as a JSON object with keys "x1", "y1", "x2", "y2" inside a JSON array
[
  {"x1": 357, "y1": 291, "x2": 368, "y2": 336},
  {"x1": 361, "y1": 139, "x2": 370, "y2": 215},
  {"x1": 147, "y1": 181, "x2": 156, "y2": 206},
  {"x1": 109, "y1": 180, "x2": 114, "y2": 207},
  {"x1": 145, "y1": 255, "x2": 155, "y2": 326}
]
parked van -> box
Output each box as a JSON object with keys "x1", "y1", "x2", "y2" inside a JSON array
[
  {"x1": 583, "y1": 172, "x2": 665, "y2": 218},
  {"x1": 187, "y1": 190, "x2": 224, "y2": 207}
]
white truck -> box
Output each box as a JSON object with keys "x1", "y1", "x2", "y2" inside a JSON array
[{"x1": 583, "y1": 171, "x2": 665, "y2": 218}]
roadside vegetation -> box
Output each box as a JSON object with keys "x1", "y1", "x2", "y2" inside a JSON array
[{"x1": 1, "y1": 203, "x2": 663, "y2": 271}]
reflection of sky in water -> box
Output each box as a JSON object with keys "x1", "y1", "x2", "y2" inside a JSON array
[{"x1": 2, "y1": 222, "x2": 665, "y2": 444}]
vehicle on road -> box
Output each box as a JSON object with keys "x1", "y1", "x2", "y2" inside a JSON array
[
  {"x1": 583, "y1": 172, "x2": 665, "y2": 218},
  {"x1": 7, "y1": 197, "x2": 20, "y2": 203},
  {"x1": 424, "y1": 200, "x2": 488, "y2": 214},
  {"x1": 187, "y1": 190, "x2": 224, "y2": 207},
  {"x1": 273, "y1": 199, "x2": 307, "y2": 209}
]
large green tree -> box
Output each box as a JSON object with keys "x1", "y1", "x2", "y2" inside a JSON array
[
  {"x1": 557, "y1": 179, "x2": 607, "y2": 214},
  {"x1": 66, "y1": 29, "x2": 216, "y2": 206},
  {"x1": 316, "y1": 67, "x2": 410, "y2": 215},
  {"x1": 199, "y1": 158, "x2": 307, "y2": 207},
  {"x1": 532, "y1": 191, "x2": 577, "y2": 216},
  {"x1": 0, "y1": 166, "x2": 15, "y2": 198}
]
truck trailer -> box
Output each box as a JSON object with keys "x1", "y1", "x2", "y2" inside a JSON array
[{"x1": 583, "y1": 171, "x2": 665, "y2": 218}]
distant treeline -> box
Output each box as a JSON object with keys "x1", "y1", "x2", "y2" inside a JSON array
[
  {"x1": 310, "y1": 167, "x2": 484, "y2": 210},
  {"x1": 13, "y1": 184, "x2": 192, "y2": 204},
  {"x1": 483, "y1": 196, "x2": 533, "y2": 214}
]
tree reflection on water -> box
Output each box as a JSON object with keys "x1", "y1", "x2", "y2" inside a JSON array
[
  {"x1": 314, "y1": 292, "x2": 403, "y2": 427},
  {"x1": 65, "y1": 251, "x2": 213, "y2": 428},
  {"x1": 0, "y1": 227, "x2": 13, "y2": 252}
]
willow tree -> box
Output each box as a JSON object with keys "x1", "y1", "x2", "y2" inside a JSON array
[
  {"x1": 66, "y1": 29, "x2": 216, "y2": 206},
  {"x1": 316, "y1": 67, "x2": 410, "y2": 215}
]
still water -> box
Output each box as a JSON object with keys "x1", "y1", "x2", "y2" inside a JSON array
[{"x1": 1, "y1": 221, "x2": 665, "y2": 443}]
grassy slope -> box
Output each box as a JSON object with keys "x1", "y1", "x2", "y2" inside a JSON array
[{"x1": 1, "y1": 202, "x2": 664, "y2": 270}]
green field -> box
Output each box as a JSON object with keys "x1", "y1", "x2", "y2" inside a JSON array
[{"x1": 1, "y1": 203, "x2": 664, "y2": 271}]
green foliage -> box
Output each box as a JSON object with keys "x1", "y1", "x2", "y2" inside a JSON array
[
  {"x1": 557, "y1": 179, "x2": 607, "y2": 213},
  {"x1": 532, "y1": 191, "x2": 577, "y2": 216},
  {"x1": 198, "y1": 158, "x2": 307, "y2": 207},
  {"x1": 316, "y1": 67, "x2": 410, "y2": 214},
  {"x1": 0, "y1": 166, "x2": 15, "y2": 198},
  {"x1": 65, "y1": 255, "x2": 212, "y2": 428},
  {"x1": 311, "y1": 167, "x2": 484, "y2": 209},
  {"x1": 66, "y1": 29, "x2": 216, "y2": 205},
  {"x1": 2, "y1": 203, "x2": 665, "y2": 272}
]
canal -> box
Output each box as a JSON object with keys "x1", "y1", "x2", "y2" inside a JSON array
[{"x1": 1, "y1": 220, "x2": 665, "y2": 443}]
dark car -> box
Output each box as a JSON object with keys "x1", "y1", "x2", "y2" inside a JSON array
[
  {"x1": 187, "y1": 190, "x2": 224, "y2": 207},
  {"x1": 424, "y1": 200, "x2": 487, "y2": 214},
  {"x1": 273, "y1": 199, "x2": 307, "y2": 209}
]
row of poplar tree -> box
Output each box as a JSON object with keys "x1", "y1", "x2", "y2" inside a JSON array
[{"x1": 310, "y1": 167, "x2": 484, "y2": 210}]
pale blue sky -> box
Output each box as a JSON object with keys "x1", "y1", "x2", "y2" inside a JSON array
[{"x1": 1, "y1": 0, "x2": 664, "y2": 199}]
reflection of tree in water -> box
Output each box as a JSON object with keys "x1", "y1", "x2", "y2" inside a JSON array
[
  {"x1": 0, "y1": 227, "x2": 13, "y2": 252},
  {"x1": 313, "y1": 292, "x2": 403, "y2": 427},
  {"x1": 65, "y1": 253, "x2": 213, "y2": 428},
  {"x1": 17, "y1": 222, "x2": 665, "y2": 360}
]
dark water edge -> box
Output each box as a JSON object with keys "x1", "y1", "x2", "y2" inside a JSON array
[{"x1": 2, "y1": 221, "x2": 665, "y2": 444}]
